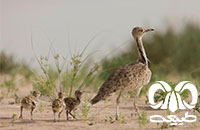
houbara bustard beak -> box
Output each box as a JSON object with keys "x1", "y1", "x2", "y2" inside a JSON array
[
  {"x1": 132, "y1": 27, "x2": 154, "y2": 39},
  {"x1": 144, "y1": 28, "x2": 154, "y2": 33}
]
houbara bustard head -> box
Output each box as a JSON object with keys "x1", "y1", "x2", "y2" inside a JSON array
[
  {"x1": 131, "y1": 27, "x2": 154, "y2": 65},
  {"x1": 132, "y1": 27, "x2": 154, "y2": 39}
]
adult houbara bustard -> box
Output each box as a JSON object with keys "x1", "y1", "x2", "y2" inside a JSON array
[{"x1": 91, "y1": 27, "x2": 154, "y2": 120}]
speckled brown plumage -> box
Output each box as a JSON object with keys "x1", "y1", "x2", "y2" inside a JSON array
[
  {"x1": 91, "y1": 62, "x2": 151, "y2": 104},
  {"x1": 19, "y1": 91, "x2": 40, "y2": 120},
  {"x1": 52, "y1": 92, "x2": 64, "y2": 121},
  {"x1": 64, "y1": 90, "x2": 82, "y2": 120},
  {"x1": 91, "y1": 27, "x2": 154, "y2": 120}
]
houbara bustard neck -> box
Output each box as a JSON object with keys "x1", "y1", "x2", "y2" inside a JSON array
[{"x1": 132, "y1": 27, "x2": 154, "y2": 65}]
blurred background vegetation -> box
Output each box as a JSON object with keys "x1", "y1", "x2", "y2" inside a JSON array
[
  {"x1": 100, "y1": 23, "x2": 200, "y2": 95},
  {"x1": 0, "y1": 51, "x2": 33, "y2": 80},
  {"x1": 1, "y1": 23, "x2": 200, "y2": 99}
]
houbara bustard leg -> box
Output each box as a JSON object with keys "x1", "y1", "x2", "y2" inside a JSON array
[
  {"x1": 133, "y1": 97, "x2": 140, "y2": 116},
  {"x1": 116, "y1": 91, "x2": 122, "y2": 120},
  {"x1": 133, "y1": 87, "x2": 143, "y2": 117}
]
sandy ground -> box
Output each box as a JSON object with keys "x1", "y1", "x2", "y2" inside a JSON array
[
  {"x1": 1, "y1": 94, "x2": 200, "y2": 130},
  {"x1": 0, "y1": 76, "x2": 200, "y2": 130}
]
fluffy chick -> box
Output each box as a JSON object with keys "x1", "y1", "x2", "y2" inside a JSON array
[
  {"x1": 64, "y1": 90, "x2": 82, "y2": 120},
  {"x1": 52, "y1": 92, "x2": 64, "y2": 121},
  {"x1": 19, "y1": 91, "x2": 40, "y2": 120}
]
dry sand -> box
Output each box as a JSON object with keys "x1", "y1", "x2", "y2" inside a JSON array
[
  {"x1": 1, "y1": 95, "x2": 200, "y2": 130},
  {"x1": 0, "y1": 76, "x2": 200, "y2": 130}
]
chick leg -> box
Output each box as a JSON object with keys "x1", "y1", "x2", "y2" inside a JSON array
[
  {"x1": 66, "y1": 110, "x2": 69, "y2": 120},
  {"x1": 30, "y1": 107, "x2": 34, "y2": 120},
  {"x1": 58, "y1": 110, "x2": 63, "y2": 121},
  {"x1": 69, "y1": 110, "x2": 76, "y2": 119},
  {"x1": 53, "y1": 112, "x2": 56, "y2": 122},
  {"x1": 19, "y1": 106, "x2": 23, "y2": 119}
]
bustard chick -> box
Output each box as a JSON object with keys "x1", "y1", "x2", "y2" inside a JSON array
[
  {"x1": 91, "y1": 27, "x2": 154, "y2": 120},
  {"x1": 64, "y1": 90, "x2": 82, "y2": 120},
  {"x1": 52, "y1": 92, "x2": 64, "y2": 122},
  {"x1": 19, "y1": 91, "x2": 41, "y2": 120}
]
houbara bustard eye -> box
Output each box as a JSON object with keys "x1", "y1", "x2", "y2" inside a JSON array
[{"x1": 138, "y1": 29, "x2": 144, "y2": 32}]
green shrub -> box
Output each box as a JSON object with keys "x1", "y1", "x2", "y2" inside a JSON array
[{"x1": 33, "y1": 76, "x2": 56, "y2": 100}]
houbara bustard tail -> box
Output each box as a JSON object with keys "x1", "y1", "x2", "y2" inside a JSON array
[{"x1": 91, "y1": 27, "x2": 154, "y2": 120}]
